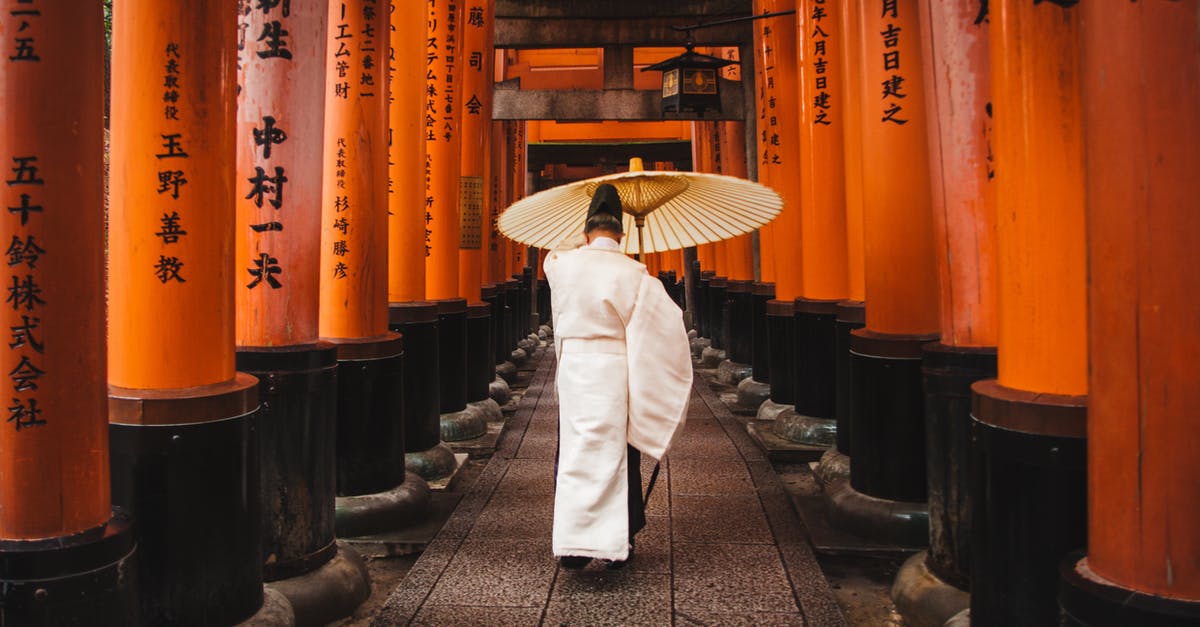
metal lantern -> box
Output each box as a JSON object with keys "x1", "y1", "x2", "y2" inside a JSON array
[{"x1": 641, "y1": 44, "x2": 736, "y2": 116}]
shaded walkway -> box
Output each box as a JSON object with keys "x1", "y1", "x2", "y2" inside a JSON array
[{"x1": 375, "y1": 349, "x2": 845, "y2": 626}]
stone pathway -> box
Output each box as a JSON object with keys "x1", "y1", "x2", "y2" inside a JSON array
[{"x1": 374, "y1": 349, "x2": 846, "y2": 626}]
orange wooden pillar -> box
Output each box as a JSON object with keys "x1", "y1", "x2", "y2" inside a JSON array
[
  {"x1": 755, "y1": 0, "x2": 805, "y2": 416},
  {"x1": 891, "y1": 0, "x2": 998, "y2": 611},
  {"x1": 457, "y1": 0, "x2": 502, "y2": 422},
  {"x1": 107, "y1": 0, "x2": 272, "y2": 623},
  {"x1": 319, "y1": 0, "x2": 416, "y2": 537},
  {"x1": 775, "y1": 0, "x2": 855, "y2": 447},
  {"x1": 0, "y1": 3, "x2": 136, "y2": 623},
  {"x1": 1059, "y1": 4, "x2": 1200, "y2": 624},
  {"x1": 234, "y1": 0, "x2": 368, "y2": 611},
  {"x1": 834, "y1": 0, "x2": 940, "y2": 544},
  {"x1": 967, "y1": 1, "x2": 1088, "y2": 624},
  {"x1": 385, "y1": 1, "x2": 462, "y2": 483}
]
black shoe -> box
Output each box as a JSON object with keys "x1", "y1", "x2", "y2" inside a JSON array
[{"x1": 559, "y1": 555, "x2": 591, "y2": 570}]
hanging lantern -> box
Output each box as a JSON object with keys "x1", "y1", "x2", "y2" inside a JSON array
[{"x1": 642, "y1": 43, "x2": 736, "y2": 116}]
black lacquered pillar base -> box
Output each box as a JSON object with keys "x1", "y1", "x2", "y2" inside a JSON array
[
  {"x1": 717, "y1": 280, "x2": 754, "y2": 385},
  {"x1": 236, "y1": 343, "x2": 338, "y2": 581},
  {"x1": 829, "y1": 330, "x2": 936, "y2": 546},
  {"x1": 773, "y1": 298, "x2": 840, "y2": 446},
  {"x1": 815, "y1": 301, "x2": 865, "y2": 485},
  {"x1": 466, "y1": 302, "x2": 502, "y2": 422},
  {"x1": 0, "y1": 514, "x2": 137, "y2": 627},
  {"x1": 740, "y1": 282, "x2": 775, "y2": 413},
  {"x1": 390, "y1": 302, "x2": 458, "y2": 482},
  {"x1": 1059, "y1": 553, "x2": 1200, "y2": 627},
  {"x1": 109, "y1": 375, "x2": 271, "y2": 625},
  {"x1": 923, "y1": 343, "x2": 996, "y2": 588},
  {"x1": 436, "y1": 298, "x2": 486, "y2": 441},
  {"x1": 969, "y1": 380, "x2": 1086, "y2": 627}
]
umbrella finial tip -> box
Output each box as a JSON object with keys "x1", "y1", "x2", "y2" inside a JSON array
[{"x1": 628, "y1": 157, "x2": 645, "y2": 172}]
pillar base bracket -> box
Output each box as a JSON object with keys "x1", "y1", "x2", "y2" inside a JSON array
[
  {"x1": 700, "y1": 346, "x2": 726, "y2": 368},
  {"x1": 1059, "y1": 553, "x2": 1200, "y2": 627},
  {"x1": 265, "y1": 545, "x2": 370, "y2": 627},
  {"x1": 334, "y1": 472, "x2": 432, "y2": 539},
  {"x1": 772, "y1": 408, "x2": 837, "y2": 447},
  {"x1": 440, "y1": 403, "x2": 488, "y2": 441},
  {"x1": 716, "y1": 359, "x2": 753, "y2": 386},
  {"x1": 824, "y1": 478, "x2": 929, "y2": 548},
  {"x1": 736, "y1": 377, "x2": 771, "y2": 412},
  {"x1": 891, "y1": 551, "x2": 970, "y2": 627}
]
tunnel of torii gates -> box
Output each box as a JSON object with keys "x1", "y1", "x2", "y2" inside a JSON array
[{"x1": 0, "y1": 1, "x2": 1196, "y2": 626}]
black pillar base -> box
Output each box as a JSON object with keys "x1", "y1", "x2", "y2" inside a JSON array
[
  {"x1": 766, "y1": 300, "x2": 797, "y2": 407},
  {"x1": 235, "y1": 343, "x2": 339, "y2": 582},
  {"x1": 923, "y1": 342, "x2": 996, "y2": 590},
  {"x1": 848, "y1": 329, "x2": 937, "y2": 503},
  {"x1": 328, "y1": 334, "x2": 407, "y2": 497},
  {"x1": 969, "y1": 379, "x2": 1087, "y2": 627},
  {"x1": 784, "y1": 298, "x2": 840, "y2": 446},
  {"x1": 109, "y1": 375, "x2": 266, "y2": 625},
  {"x1": 1060, "y1": 553, "x2": 1200, "y2": 627},
  {"x1": 834, "y1": 301, "x2": 865, "y2": 456},
  {"x1": 0, "y1": 514, "x2": 137, "y2": 626}
]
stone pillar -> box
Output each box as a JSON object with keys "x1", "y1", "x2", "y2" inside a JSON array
[
  {"x1": 0, "y1": 3, "x2": 136, "y2": 623},
  {"x1": 968, "y1": 1, "x2": 1088, "y2": 624},
  {"x1": 107, "y1": 0, "x2": 285, "y2": 622},
  {"x1": 319, "y1": 0, "x2": 428, "y2": 540},
  {"x1": 828, "y1": 0, "x2": 939, "y2": 546},
  {"x1": 235, "y1": 0, "x2": 368, "y2": 620},
  {"x1": 891, "y1": 1, "x2": 997, "y2": 623},
  {"x1": 773, "y1": 0, "x2": 853, "y2": 448},
  {"x1": 1058, "y1": 3, "x2": 1200, "y2": 625},
  {"x1": 754, "y1": 0, "x2": 804, "y2": 424}
]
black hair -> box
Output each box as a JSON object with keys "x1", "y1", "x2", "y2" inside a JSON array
[{"x1": 584, "y1": 212, "x2": 623, "y2": 235}]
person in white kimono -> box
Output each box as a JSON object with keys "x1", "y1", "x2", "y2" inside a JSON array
[{"x1": 544, "y1": 183, "x2": 693, "y2": 570}]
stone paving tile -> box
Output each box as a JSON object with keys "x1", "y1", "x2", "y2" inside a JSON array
[
  {"x1": 627, "y1": 514, "x2": 670, "y2": 574},
  {"x1": 544, "y1": 571, "x2": 672, "y2": 626},
  {"x1": 673, "y1": 542, "x2": 801, "y2": 615},
  {"x1": 669, "y1": 458, "x2": 756, "y2": 495},
  {"x1": 468, "y1": 491, "x2": 554, "y2": 541},
  {"x1": 676, "y1": 610, "x2": 807, "y2": 626},
  {"x1": 409, "y1": 605, "x2": 545, "y2": 626},
  {"x1": 495, "y1": 458, "x2": 557, "y2": 494},
  {"x1": 672, "y1": 494, "x2": 774, "y2": 544},
  {"x1": 424, "y1": 538, "x2": 556, "y2": 608}
]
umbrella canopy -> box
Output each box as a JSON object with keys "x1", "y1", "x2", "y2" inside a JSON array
[{"x1": 497, "y1": 169, "x2": 783, "y2": 257}]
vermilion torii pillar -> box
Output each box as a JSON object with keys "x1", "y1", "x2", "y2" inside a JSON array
[
  {"x1": 388, "y1": 0, "x2": 459, "y2": 485},
  {"x1": 968, "y1": 1, "x2": 1088, "y2": 624},
  {"x1": 754, "y1": 0, "x2": 806, "y2": 429},
  {"x1": 459, "y1": 0, "x2": 503, "y2": 424},
  {"x1": 772, "y1": 0, "x2": 853, "y2": 450},
  {"x1": 892, "y1": 1, "x2": 997, "y2": 623},
  {"x1": 0, "y1": 3, "x2": 136, "y2": 623},
  {"x1": 1059, "y1": 4, "x2": 1200, "y2": 625},
  {"x1": 234, "y1": 1, "x2": 369, "y2": 620},
  {"x1": 426, "y1": 0, "x2": 486, "y2": 443},
  {"x1": 827, "y1": 0, "x2": 940, "y2": 547},
  {"x1": 107, "y1": 0, "x2": 284, "y2": 623},
  {"x1": 319, "y1": 0, "x2": 428, "y2": 540}
]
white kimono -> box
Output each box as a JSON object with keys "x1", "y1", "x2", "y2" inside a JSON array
[{"x1": 544, "y1": 237, "x2": 693, "y2": 561}]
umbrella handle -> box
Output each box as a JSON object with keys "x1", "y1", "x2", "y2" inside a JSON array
[{"x1": 635, "y1": 216, "x2": 646, "y2": 261}]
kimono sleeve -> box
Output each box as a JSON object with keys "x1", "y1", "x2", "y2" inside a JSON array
[{"x1": 625, "y1": 274, "x2": 693, "y2": 460}]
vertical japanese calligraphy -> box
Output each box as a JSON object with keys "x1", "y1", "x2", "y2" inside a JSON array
[
  {"x1": 319, "y1": 0, "x2": 390, "y2": 339},
  {"x1": 236, "y1": 0, "x2": 326, "y2": 346},
  {"x1": 424, "y1": 0, "x2": 465, "y2": 299},
  {"x1": 109, "y1": 0, "x2": 238, "y2": 388},
  {"x1": 387, "y1": 0, "x2": 428, "y2": 302}
]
